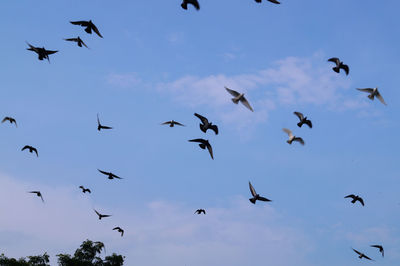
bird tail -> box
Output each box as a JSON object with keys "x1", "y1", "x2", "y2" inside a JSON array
[
  {"x1": 199, "y1": 124, "x2": 206, "y2": 133},
  {"x1": 287, "y1": 140, "x2": 292, "y2": 144},
  {"x1": 249, "y1": 198, "x2": 256, "y2": 204},
  {"x1": 297, "y1": 122, "x2": 302, "y2": 127},
  {"x1": 199, "y1": 144, "x2": 206, "y2": 149},
  {"x1": 332, "y1": 67, "x2": 340, "y2": 73},
  {"x1": 181, "y1": 3, "x2": 187, "y2": 9},
  {"x1": 85, "y1": 27, "x2": 92, "y2": 34},
  {"x1": 368, "y1": 94, "x2": 374, "y2": 100},
  {"x1": 232, "y1": 98, "x2": 240, "y2": 104}
]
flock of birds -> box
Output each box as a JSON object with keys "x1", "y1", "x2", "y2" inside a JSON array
[{"x1": 1, "y1": 0, "x2": 390, "y2": 263}]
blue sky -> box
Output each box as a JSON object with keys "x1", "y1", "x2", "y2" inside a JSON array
[{"x1": 0, "y1": 0, "x2": 399, "y2": 265}]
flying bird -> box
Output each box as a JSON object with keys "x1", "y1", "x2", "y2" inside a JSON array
[
  {"x1": 97, "y1": 114, "x2": 112, "y2": 131},
  {"x1": 356, "y1": 88, "x2": 387, "y2": 105},
  {"x1": 2, "y1": 117, "x2": 17, "y2": 127},
  {"x1": 293, "y1": 112, "x2": 312, "y2": 128},
  {"x1": 370, "y1": 245, "x2": 384, "y2": 257},
  {"x1": 21, "y1": 145, "x2": 38, "y2": 157},
  {"x1": 28, "y1": 191, "x2": 44, "y2": 202},
  {"x1": 225, "y1": 87, "x2": 254, "y2": 112},
  {"x1": 195, "y1": 209, "x2": 206, "y2": 214},
  {"x1": 194, "y1": 113, "x2": 218, "y2": 135},
  {"x1": 345, "y1": 194, "x2": 364, "y2": 206},
  {"x1": 181, "y1": 0, "x2": 200, "y2": 10},
  {"x1": 161, "y1": 120, "x2": 185, "y2": 127},
  {"x1": 113, "y1": 227, "x2": 124, "y2": 237},
  {"x1": 188, "y1": 139, "x2": 214, "y2": 159},
  {"x1": 98, "y1": 169, "x2": 122, "y2": 180},
  {"x1": 255, "y1": 0, "x2": 280, "y2": 3},
  {"x1": 282, "y1": 128, "x2": 304, "y2": 145},
  {"x1": 352, "y1": 248, "x2": 373, "y2": 261},
  {"x1": 328, "y1": 57, "x2": 349, "y2": 75},
  {"x1": 79, "y1": 186, "x2": 91, "y2": 193},
  {"x1": 70, "y1": 20, "x2": 103, "y2": 38},
  {"x1": 26, "y1": 42, "x2": 58, "y2": 62},
  {"x1": 249, "y1": 182, "x2": 271, "y2": 204},
  {"x1": 64, "y1": 36, "x2": 89, "y2": 48},
  {"x1": 94, "y1": 209, "x2": 111, "y2": 220}
]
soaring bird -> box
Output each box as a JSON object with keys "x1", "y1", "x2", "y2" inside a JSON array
[
  {"x1": 98, "y1": 169, "x2": 122, "y2": 180},
  {"x1": 194, "y1": 113, "x2": 218, "y2": 135},
  {"x1": 249, "y1": 181, "x2": 271, "y2": 204},
  {"x1": 345, "y1": 194, "x2": 364, "y2": 206},
  {"x1": 255, "y1": 0, "x2": 280, "y2": 4},
  {"x1": 282, "y1": 128, "x2": 304, "y2": 145},
  {"x1": 188, "y1": 139, "x2": 214, "y2": 159},
  {"x1": 97, "y1": 114, "x2": 112, "y2": 131},
  {"x1": 352, "y1": 248, "x2": 373, "y2": 261},
  {"x1": 328, "y1": 57, "x2": 349, "y2": 75},
  {"x1": 370, "y1": 245, "x2": 384, "y2": 257},
  {"x1": 21, "y1": 145, "x2": 38, "y2": 157},
  {"x1": 225, "y1": 87, "x2": 254, "y2": 112},
  {"x1": 181, "y1": 0, "x2": 200, "y2": 10},
  {"x1": 79, "y1": 186, "x2": 91, "y2": 194},
  {"x1": 113, "y1": 227, "x2": 124, "y2": 237},
  {"x1": 195, "y1": 209, "x2": 206, "y2": 214},
  {"x1": 2, "y1": 117, "x2": 17, "y2": 127},
  {"x1": 161, "y1": 120, "x2": 185, "y2": 127},
  {"x1": 26, "y1": 42, "x2": 58, "y2": 62},
  {"x1": 28, "y1": 191, "x2": 44, "y2": 202},
  {"x1": 64, "y1": 36, "x2": 89, "y2": 48},
  {"x1": 293, "y1": 112, "x2": 312, "y2": 128},
  {"x1": 356, "y1": 88, "x2": 387, "y2": 105},
  {"x1": 70, "y1": 20, "x2": 103, "y2": 38},
  {"x1": 94, "y1": 209, "x2": 111, "y2": 220}
]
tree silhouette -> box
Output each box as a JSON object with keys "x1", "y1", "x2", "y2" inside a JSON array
[{"x1": 0, "y1": 252, "x2": 50, "y2": 266}]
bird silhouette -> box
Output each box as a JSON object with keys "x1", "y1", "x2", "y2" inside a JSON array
[
  {"x1": 194, "y1": 113, "x2": 218, "y2": 135},
  {"x1": 352, "y1": 248, "x2": 373, "y2": 261},
  {"x1": 188, "y1": 139, "x2": 214, "y2": 159},
  {"x1": 98, "y1": 169, "x2": 122, "y2": 180},
  {"x1": 79, "y1": 186, "x2": 91, "y2": 193},
  {"x1": 181, "y1": 0, "x2": 200, "y2": 10},
  {"x1": 70, "y1": 20, "x2": 103, "y2": 38},
  {"x1": 94, "y1": 209, "x2": 111, "y2": 220},
  {"x1": 282, "y1": 128, "x2": 304, "y2": 145},
  {"x1": 26, "y1": 42, "x2": 58, "y2": 63},
  {"x1": 21, "y1": 145, "x2": 38, "y2": 157},
  {"x1": 194, "y1": 209, "x2": 206, "y2": 214},
  {"x1": 249, "y1": 181, "x2": 271, "y2": 204},
  {"x1": 357, "y1": 88, "x2": 387, "y2": 105},
  {"x1": 293, "y1": 112, "x2": 312, "y2": 128},
  {"x1": 2, "y1": 117, "x2": 17, "y2": 127},
  {"x1": 113, "y1": 227, "x2": 124, "y2": 237},
  {"x1": 255, "y1": 0, "x2": 280, "y2": 4},
  {"x1": 328, "y1": 57, "x2": 349, "y2": 75},
  {"x1": 225, "y1": 87, "x2": 254, "y2": 112},
  {"x1": 28, "y1": 191, "x2": 44, "y2": 202},
  {"x1": 345, "y1": 194, "x2": 364, "y2": 206},
  {"x1": 161, "y1": 120, "x2": 185, "y2": 127},
  {"x1": 64, "y1": 36, "x2": 89, "y2": 48},
  {"x1": 370, "y1": 245, "x2": 384, "y2": 257},
  {"x1": 97, "y1": 114, "x2": 113, "y2": 131}
]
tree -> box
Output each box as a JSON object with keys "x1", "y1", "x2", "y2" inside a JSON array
[{"x1": 0, "y1": 252, "x2": 50, "y2": 266}]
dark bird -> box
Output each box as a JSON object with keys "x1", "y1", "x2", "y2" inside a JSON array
[
  {"x1": 225, "y1": 87, "x2": 254, "y2": 112},
  {"x1": 70, "y1": 20, "x2": 103, "y2": 38},
  {"x1": 195, "y1": 209, "x2": 206, "y2": 214},
  {"x1": 370, "y1": 245, "x2": 384, "y2": 257},
  {"x1": 26, "y1": 42, "x2": 58, "y2": 62},
  {"x1": 345, "y1": 194, "x2": 364, "y2": 206},
  {"x1": 249, "y1": 181, "x2": 271, "y2": 204},
  {"x1": 94, "y1": 209, "x2": 111, "y2": 220},
  {"x1": 328, "y1": 57, "x2": 349, "y2": 75},
  {"x1": 21, "y1": 145, "x2": 38, "y2": 157},
  {"x1": 352, "y1": 248, "x2": 373, "y2": 261},
  {"x1": 113, "y1": 227, "x2": 124, "y2": 237},
  {"x1": 98, "y1": 169, "x2": 122, "y2": 180},
  {"x1": 2, "y1": 117, "x2": 17, "y2": 127},
  {"x1": 255, "y1": 0, "x2": 280, "y2": 3},
  {"x1": 357, "y1": 88, "x2": 387, "y2": 106},
  {"x1": 97, "y1": 113, "x2": 112, "y2": 131},
  {"x1": 282, "y1": 128, "x2": 304, "y2": 145},
  {"x1": 79, "y1": 186, "x2": 91, "y2": 193},
  {"x1": 64, "y1": 36, "x2": 89, "y2": 48},
  {"x1": 188, "y1": 138, "x2": 214, "y2": 159},
  {"x1": 293, "y1": 112, "x2": 312, "y2": 128},
  {"x1": 28, "y1": 191, "x2": 44, "y2": 202},
  {"x1": 181, "y1": 0, "x2": 200, "y2": 10},
  {"x1": 161, "y1": 120, "x2": 185, "y2": 127},
  {"x1": 194, "y1": 113, "x2": 218, "y2": 135}
]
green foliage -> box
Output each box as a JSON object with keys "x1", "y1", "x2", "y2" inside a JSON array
[{"x1": 0, "y1": 252, "x2": 49, "y2": 266}]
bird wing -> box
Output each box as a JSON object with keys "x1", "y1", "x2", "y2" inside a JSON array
[
  {"x1": 33, "y1": 148, "x2": 38, "y2": 157},
  {"x1": 258, "y1": 196, "x2": 272, "y2": 202},
  {"x1": 173, "y1": 121, "x2": 185, "y2": 126},
  {"x1": 225, "y1": 87, "x2": 240, "y2": 97},
  {"x1": 188, "y1": 0, "x2": 200, "y2": 10},
  {"x1": 282, "y1": 128, "x2": 293, "y2": 138},
  {"x1": 249, "y1": 182, "x2": 257, "y2": 197},
  {"x1": 44, "y1": 49, "x2": 58, "y2": 55},
  {"x1": 64, "y1": 38, "x2": 78, "y2": 42},
  {"x1": 240, "y1": 96, "x2": 254, "y2": 112},
  {"x1": 79, "y1": 186, "x2": 84, "y2": 189},
  {"x1": 357, "y1": 88, "x2": 374, "y2": 93},
  {"x1": 362, "y1": 254, "x2": 373, "y2": 261},
  {"x1": 376, "y1": 91, "x2": 387, "y2": 105},
  {"x1": 267, "y1": 0, "x2": 280, "y2": 4},
  {"x1": 112, "y1": 174, "x2": 123, "y2": 179},
  {"x1": 91, "y1": 23, "x2": 103, "y2": 38},
  {"x1": 94, "y1": 209, "x2": 101, "y2": 217},
  {"x1": 358, "y1": 197, "x2": 365, "y2": 206},
  {"x1": 97, "y1": 113, "x2": 101, "y2": 125},
  {"x1": 21, "y1": 145, "x2": 29, "y2": 151},
  {"x1": 328, "y1": 57, "x2": 340, "y2": 66},
  {"x1": 304, "y1": 120, "x2": 312, "y2": 128},
  {"x1": 98, "y1": 169, "x2": 109, "y2": 175},
  {"x1": 293, "y1": 111, "x2": 304, "y2": 121},
  {"x1": 80, "y1": 39, "x2": 89, "y2": 48},
  {"x1": 40, "y1": 194, "x2": 44, "y2": 202},
  {"x1": 101, "y1": 125, "x2": 113, "y2": 129},
  {"x1": 189, "y1": 138, "x2": 206, "y2": 144},
  {"x1": 2, "y1": 117, "x2": 8, "y2": 123},
  {"x1": 87, "y1": 189, "x2": 91, "y2": 193},
  {"x1": 70, "y1": 21, "x2": 89, "y2": 26},
  {"x1": 341, "y1": 64, "x2": 350, "y2": 75},
  {"x1": 161, "y1": 121, "x2": 171, "y2": 125},
  {"x1": 345, "y1": 194, "x2": 356, "y2": 199},
  {"x1": 102, "y1": 214, "x2": 111, "y2": 218},
  {"x1": 209, "y1": 124, "x2": 218, "y2": 135},
  {"x1": 294, "y1": 137, "x2": 305, "y2": 145},
  {"x1": 26, "y1": 42, "x2": 39, "y2": 52},
  {"x1": 206, "y1": 143, "x2": 214, "y2": 159},
  {"x1": 194, "y1": 113, "x2": 208, "y2": 124},
  {"x1": 352, "y1": 248, "x2": 362, "y2": 256},
  {"x1": 113, "y1": 227, "x2": 121, "y2": 230},
  {"x1": 29, "y1": 191, "x2": 39, "y2": 194}
]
